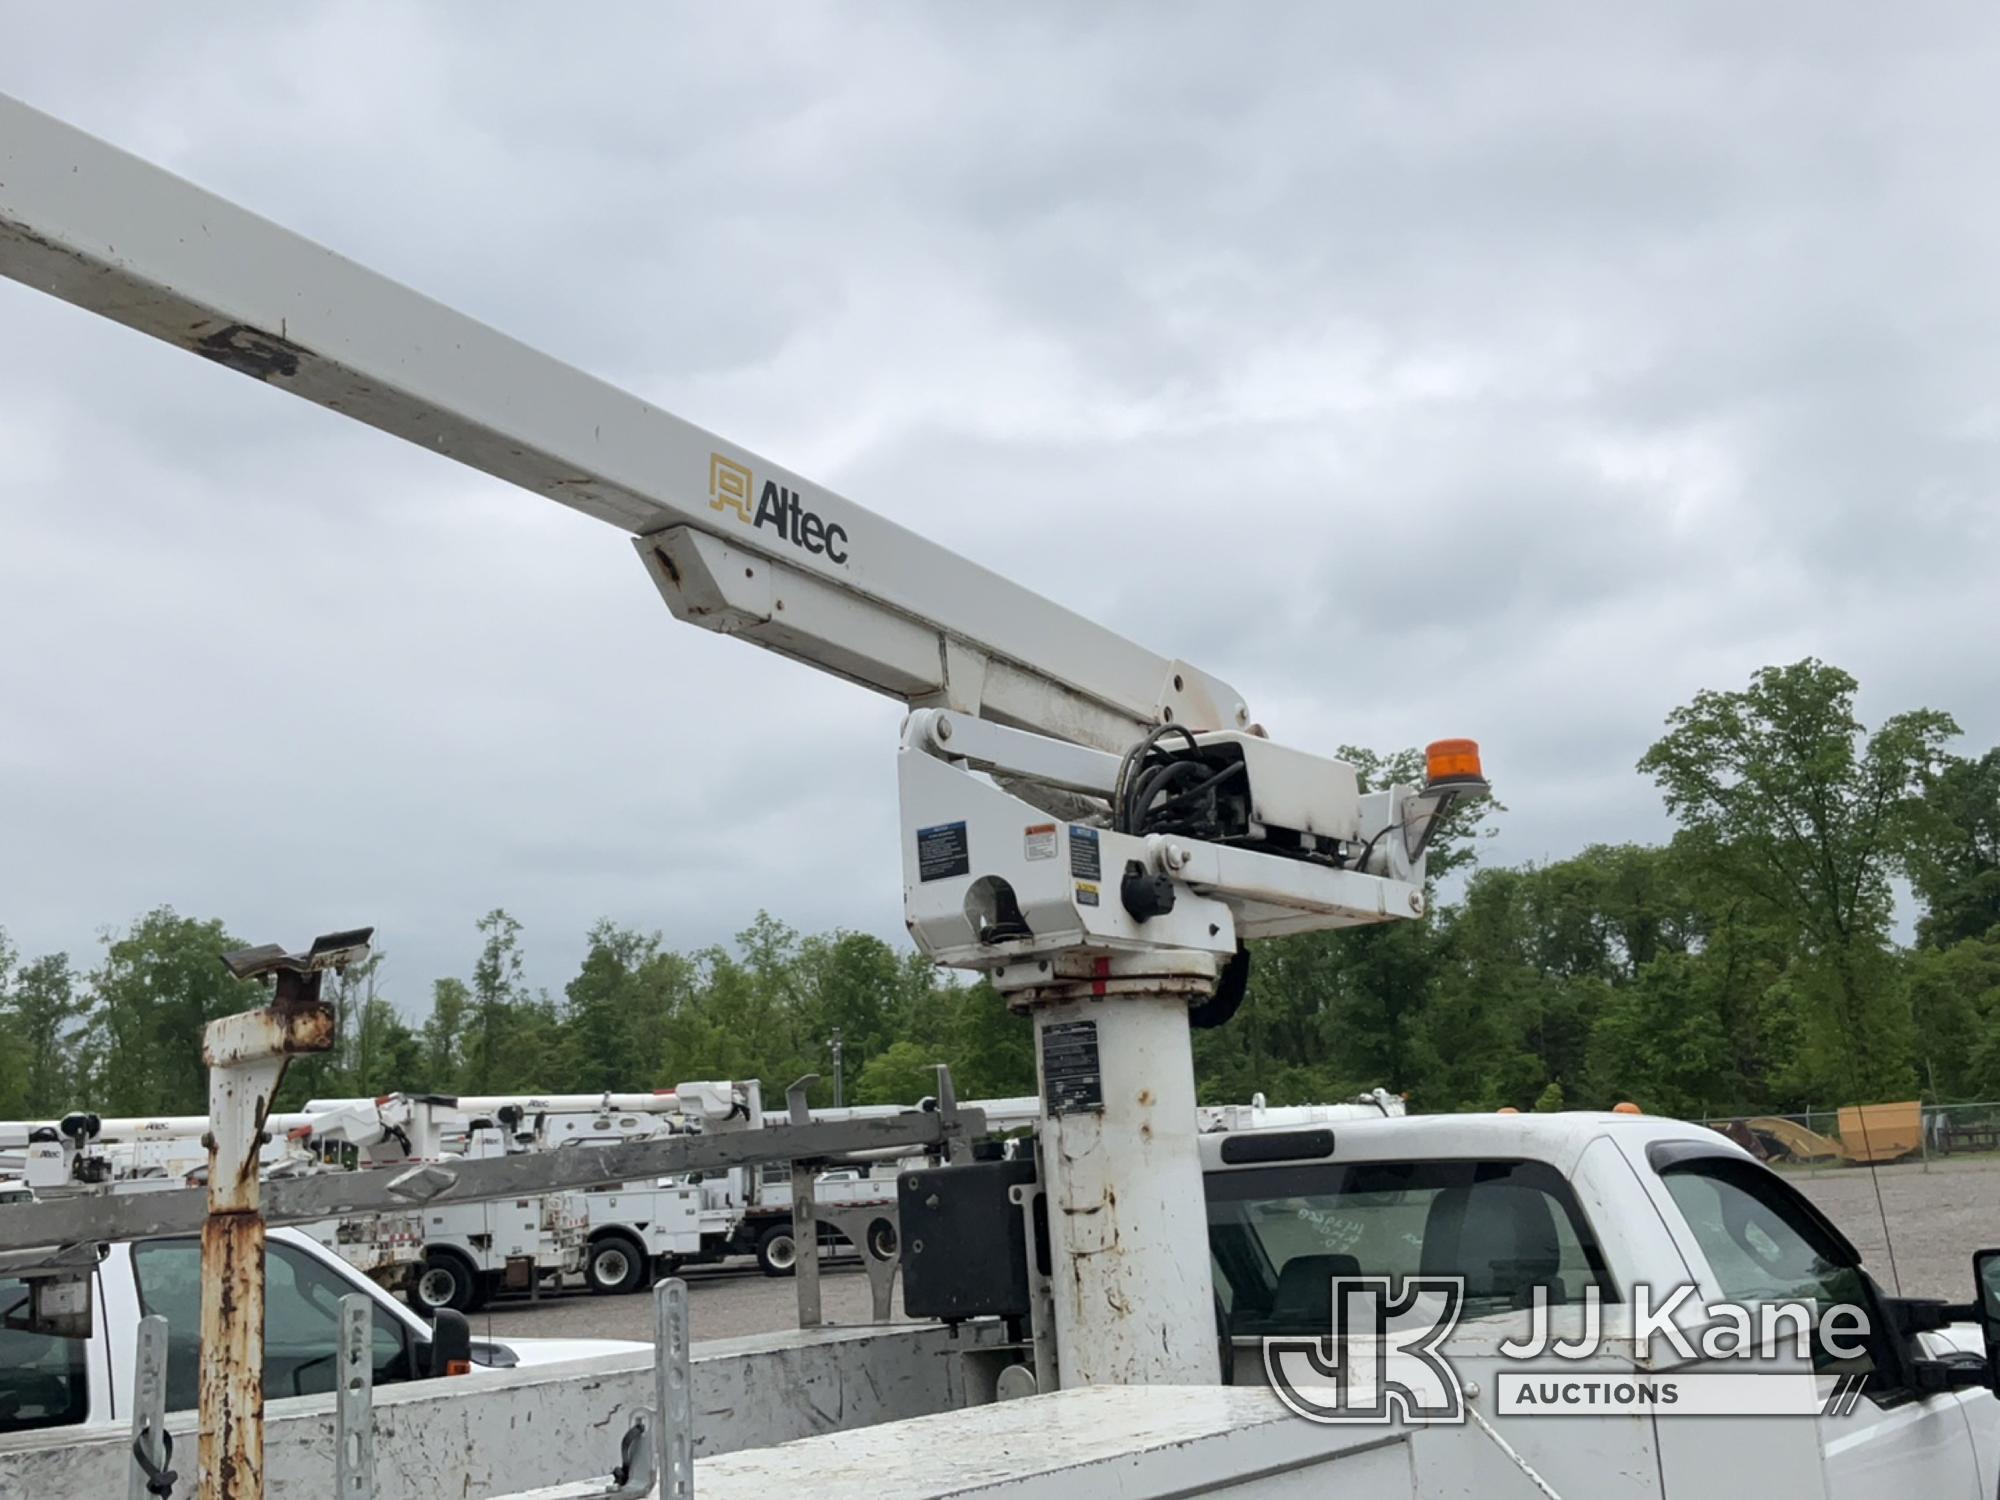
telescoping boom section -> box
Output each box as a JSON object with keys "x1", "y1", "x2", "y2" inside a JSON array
[{"x1": 0, "y1": 93, "x2": 1238, "y2": 756}]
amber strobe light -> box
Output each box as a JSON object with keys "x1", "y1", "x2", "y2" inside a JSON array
[{"x1": 1424, "y1": 738, "x2": 1485, "y2": 788}]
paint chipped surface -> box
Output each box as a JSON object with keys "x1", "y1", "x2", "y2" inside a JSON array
[
  {"x1": 0, "y1": 1323, "x2": 1000, "y2": 1498},
  {"x1": 199, "y1": 1214, "x2": 267, "y2": 1499}
]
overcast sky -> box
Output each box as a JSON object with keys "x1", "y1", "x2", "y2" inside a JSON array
[{"x1": 2, "y1": 5, "x2": 1996, "y2": 1007}]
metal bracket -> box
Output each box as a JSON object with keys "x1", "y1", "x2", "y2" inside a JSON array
[
  {"x1": 932, "y1": 1064, "x2": 971, "y2": 1166},
  {"x1": 597, "y1": 1412, "x2": 656, "y2": 1500},
  {"x1": 335, "y1": 1293, "x2": 374, "y2": 1498},
  {"x1": 588, "y1": 1277, "x2": 695, "y2": 1496},
  {"x1": 791, "y1": 1159, "x2": 822, "y2": 1329},
  {"x1": 656, "y1": 1278, "x2": 694, "y2": 1500},
  {"x1": 127, "y1": 1314, "x2": 174, "y2": 1500},
  {"x1": 785, "y1": 1075, "x2": 818, "y2": 1130},
  {"x1": 812, "y1": 1203, "x2": 902, "y2": 1322},
  {"x1": 787, "y1": 1075, "x2": 824, "y2": 1330},
  {"x1": 384, "y1": 1163, "x2": 459, "y2": 1203},
  {"x1": 1011, "y1": 1164, "x2": 1058, "y2": 1395}
]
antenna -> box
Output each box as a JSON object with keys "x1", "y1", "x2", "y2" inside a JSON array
[{"x1": 1848, "y1": 1106, "x2": 1903, "y2": 1297}]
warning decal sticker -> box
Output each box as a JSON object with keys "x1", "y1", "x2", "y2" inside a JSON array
[
  {"x1": 916, "y1": 821, "x2": 970, "y2": 882},
  {"x1": 1069, "y1": 825, "x2": 1101, "y2": 881}
]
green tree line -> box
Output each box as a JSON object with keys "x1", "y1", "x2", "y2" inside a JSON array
[{"x1": 4, "y1": 659, "x2": 1997, "y2": 1123}]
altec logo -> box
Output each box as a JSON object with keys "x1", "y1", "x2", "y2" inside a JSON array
[{"x1": 708, "y1": 452, "x2": 850, "y2": 565}]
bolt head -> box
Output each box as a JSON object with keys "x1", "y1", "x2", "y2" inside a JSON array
[{"x1": 936, "y1": 715, "x2": 953, "y2": 741}]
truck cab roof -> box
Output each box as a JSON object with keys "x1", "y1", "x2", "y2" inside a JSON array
[{"x1": 1198, "y1": 1109, "x2": 1743, "y2": 1180}]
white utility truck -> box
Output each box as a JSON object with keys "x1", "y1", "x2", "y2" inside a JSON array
[
  {"x1": 0, "y1": 1226, "x2": 640, "y2": 1440},
  {"x1": 288, "y1": 1096, "x2": 587, "y2": 1313},
  {"x1": 303, "y1": 1091, "x2": 700, "y2": 1297},
  {"x1": 292, "y1": 1084, "x2": 864, "y2": 1294},
  {"x1": 1197, "y1": 1109, "x2": 2000, "y2": 1499},
  {"x1": 5, "y1": 1114, "x2": 429, "y2": 1292},
  {"x1": 306, "y1": 1083, "x2": 1000, "y2": 1291},
  {"x1": 11, "y1": 1106, "x2": 1995, "y2": 1500}
]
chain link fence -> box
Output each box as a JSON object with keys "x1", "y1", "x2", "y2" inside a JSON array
[{"x1": 1694, "y1": 1100, "x2": 2000, "y2": 1174}]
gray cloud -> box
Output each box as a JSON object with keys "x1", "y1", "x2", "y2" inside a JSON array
[{"x1": 2, "y1": 3, "x2": 1996, "y2": 1003}]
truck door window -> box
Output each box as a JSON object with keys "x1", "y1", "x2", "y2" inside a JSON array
[
  {"x1": 1205, "y1": 1159, "x2": 1612, "y2": 1337},
  {"x1": 0, "y1": 1275, "x2": 90, "y2": 1433},
  {"x1": 1658, "y1": 1160, "x2": 1878, "y2": 1379},
  {"x1": 263, "y1": 1242, "x2": 414, "y2": 1397},
  {"x1": 132, "y1": 1239, "x2": 414, "y2": 1409}
]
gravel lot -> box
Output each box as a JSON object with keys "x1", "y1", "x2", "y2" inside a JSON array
[
  {"x1": 1791, "y1": 1156, "x2": 2000, "y2": 1301},
  {"x1": 472, "y1": 1156, "x2": 2000, "y2": 1345},
  {"x1": 471, "y1": 1258, "x2": 899, "y2": 1345}
]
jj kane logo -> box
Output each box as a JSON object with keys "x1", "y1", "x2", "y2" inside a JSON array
[
  {"x1": 709, "y1": 453, "x2": 850, "y2": 565},
  {"x1": 1264, "y1": 1276, "x2": 1467, "y2": 1425},
  {"x1": 1264, "y1": 1276, "x2": 1874, "y2": 1425}
]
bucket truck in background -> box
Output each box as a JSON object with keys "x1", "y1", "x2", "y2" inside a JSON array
[
  {"x1": 301, "y1": 1090, "x2": 703, "y2": 1296},
  {"x1": 0, "y1": 1112, "x2": 429, "y2": 1290},
  {"x1": 299, "y1": 1082, "x2": 936, "y2": 1291},
  {"x1": 286, "y1": 1095, "x2": 586, "y2": 1312}
]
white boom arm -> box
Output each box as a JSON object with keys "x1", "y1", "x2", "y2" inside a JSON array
[
  {"x1": 0, "y1": 92, "x2": 1485, "y2": 1397},
  {"x1": 0, "y1": 94, "x2": 1241, "y2": 755},
  {"x1": 300, "y1": 1093, "x2": 684, "y2": 1118}
]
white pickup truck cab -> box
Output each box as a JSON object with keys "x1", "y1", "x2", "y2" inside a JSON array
[
  {"x1": 0, "y1": 1226, "x2": 641, "y2": 1436},
  {"x1": 1201, "y1": 1111, "x2": 1999, "y2": 1500}
]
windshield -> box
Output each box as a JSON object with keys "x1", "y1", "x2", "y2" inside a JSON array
[{"x1": 1205, "y1": 1157, "x2": 1613, "y2": 1337}]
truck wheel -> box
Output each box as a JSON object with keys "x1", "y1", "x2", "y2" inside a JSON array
[
  {"x1": 409, "y1": 1250, "x2": 478, "y2": 1315},
  {"x1": 586, "y1": 1235, "x2": 647, "y2": 1295},
  {"x1": 756, "y1": 1223, "x2": 799, "y2": 1277}
]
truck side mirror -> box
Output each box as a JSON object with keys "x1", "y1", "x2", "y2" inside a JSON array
[
  {"x1": 424, "y1": 1308, "x2": 474, "y2": 1377},
  {"x1": 1973, "y1": 1249, "x2": 2000, "y2": 1389},
  {"x1": 24, "y1": 1274, "x2": 92, "y2": 1340}
]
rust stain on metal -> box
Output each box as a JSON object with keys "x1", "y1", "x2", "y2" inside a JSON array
[
  {"x1": 199, "y1": 1212, "x2": 266, "y2": 1500},
  {"x1": 282, "y1": 1004, "x2": 337, "y2": 1051},
  {"x1": 192, "y1": 321, "x2": 308, "y2": 381},
  {"x1": 232, "y1": 1087, "x2": 275, "y2": 1189},
  {"x1": 203, "y1": 1004, "x2": 335, "y2": 1067}
]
